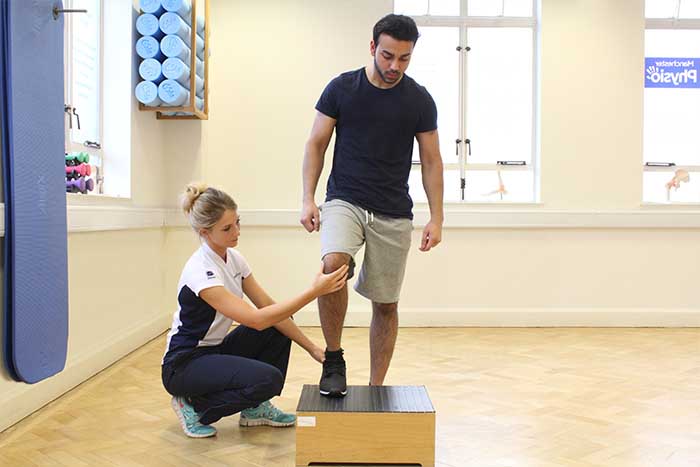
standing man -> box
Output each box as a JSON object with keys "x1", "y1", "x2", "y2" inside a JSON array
[{"x1": 300, "y1": 14, "x2": 444, "y2": 397}]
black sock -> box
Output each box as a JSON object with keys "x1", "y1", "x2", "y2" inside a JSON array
[{"x1": 325, "y1": 348, "x2": 344, "y2": 359}]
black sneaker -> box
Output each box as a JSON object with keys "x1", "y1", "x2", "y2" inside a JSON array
[{"x1": 319, "y1": 349, "x2": 347, "y2": 397}]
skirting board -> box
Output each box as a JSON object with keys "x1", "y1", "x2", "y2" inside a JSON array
[
  {"x1": 0, "y1": 313, "x2": 170, "y2": 433},
  {"x1": 293, "y1": 306, "x2": 700, "y2": 327}
]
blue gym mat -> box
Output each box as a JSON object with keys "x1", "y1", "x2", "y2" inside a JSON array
[{"x1": 1, "y1": 0, "x2": 69, "y2": 383}]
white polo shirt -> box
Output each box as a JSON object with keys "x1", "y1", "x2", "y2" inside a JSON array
[{"x1": 163, "y1": 242, "x2": 251, "y2": 365}]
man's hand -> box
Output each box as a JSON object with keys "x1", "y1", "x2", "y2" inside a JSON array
[
  {"x1": 300, "y1": 200, "x2": 320, "y2": 232},
  {"x1": 419, "y1": 220, "x2": 442, "y2": 252}
]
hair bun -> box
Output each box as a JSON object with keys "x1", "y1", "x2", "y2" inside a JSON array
[{"x1": 181, "y1": 182, "x2": 208, "y2": 214}]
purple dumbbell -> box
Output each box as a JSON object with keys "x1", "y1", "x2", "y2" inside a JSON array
[{"x1": 66, "y1": 177, "x2": 95, "y2": 194}]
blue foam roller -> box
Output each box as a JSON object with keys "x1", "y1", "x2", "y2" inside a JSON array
[
  {"x1": 162, "y1": 56, "x2": 203, "y2": 80},
  {"x1": 159, "y1": 12, "x2": 204, "y2": 56},
  {"x1": 135, "y1": 81, "x2": 162, "y2": 106},
  {"x1": 162, "y1": 0, "x2": 205, "y2": 35},
  {"x1": 0, "y1": 0, "x2": 69, "y2": 383},
  {"x1": 139, "y1": 58, "x2": 164, "y2": 83},
  {"x1": 139, "y1": 0, "x2": 164, "y2": 16},
  {"x1": 161, "y1": 58, "x2": 202, "y2": 96},
  {"x1": 136, "y1": 36, "x2": 163, "y2": 60},
  {"x1": 136, "y1": 13, "x2": 164, "y2": 39},
  {"x1": 160, "y1": 34, "x2": 204, "y2": 65},
  {"x1": 158, "y1": 79, "x2": 204, "y2": 110}
]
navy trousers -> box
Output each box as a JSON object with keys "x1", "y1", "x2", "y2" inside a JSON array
[{"x1": 162, "y1": 325, "x2": 291, "y2": 425}]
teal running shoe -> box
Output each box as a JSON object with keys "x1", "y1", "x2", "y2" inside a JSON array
[
  {"x1": 171, "y1": 396, "x2": 217, "y2": 438},
  {"x1": 239, "y1": 400, "x2": 296, "y2": 427}
]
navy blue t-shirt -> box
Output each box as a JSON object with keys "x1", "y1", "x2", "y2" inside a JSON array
[{"x1": 315, "y1": 68, "x2": 437, "y2": 219}]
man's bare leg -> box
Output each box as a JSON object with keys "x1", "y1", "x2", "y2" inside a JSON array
[
  {"x1": 318, "y1": 253, "x2": 351, "y2": 351},
  {"x1": 369, "y1": 301, "x2": 398, "y2": 385},
  {"x1": 318, "y1": 253, "x2": 352, "y2": 397}
]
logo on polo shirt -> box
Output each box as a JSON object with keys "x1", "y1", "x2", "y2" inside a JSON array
[{"x1": 206, "y1": 270, "x2": 215, "y2": 279}]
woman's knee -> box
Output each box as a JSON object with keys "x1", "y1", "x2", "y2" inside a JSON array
[{"x1": 255, "y1": 368, "x2": 284, "y2": 400}]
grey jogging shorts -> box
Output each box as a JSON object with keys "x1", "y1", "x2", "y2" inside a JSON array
[{"x1": 319, "y1": 199, "x2": 412, "y2": 304}]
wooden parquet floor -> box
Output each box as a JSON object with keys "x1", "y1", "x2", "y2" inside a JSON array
[{"x1": 1, "y1": 327, "x2": 699, "y2": 467}]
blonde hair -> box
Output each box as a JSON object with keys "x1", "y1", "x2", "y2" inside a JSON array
[{"x1": 180, "y1": 182, "x2": 238, "y2": 232}]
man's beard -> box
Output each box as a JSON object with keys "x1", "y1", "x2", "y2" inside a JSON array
[{"x1": 374, "y1": 57, "x2": 399, "y2": 84}]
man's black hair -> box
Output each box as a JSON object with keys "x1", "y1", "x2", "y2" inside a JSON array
[{"x1": 373, "y1": 14, "x2": 420, "y2": 46}]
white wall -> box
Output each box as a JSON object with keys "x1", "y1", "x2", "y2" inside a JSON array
[
  {"x1": 163, "y1": 0, "x2": 389, "y2": 207},
  {"x1": 541, "y1": 0, "x2": 644, "y2": 209}
]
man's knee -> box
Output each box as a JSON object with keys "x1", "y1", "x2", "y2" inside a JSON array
[
  {"x1": 372, "y1": 302, "x2": 398, "y2": 314},
  {"x1": 322, "y1": 252, "x2": 352, "y2": 273}
]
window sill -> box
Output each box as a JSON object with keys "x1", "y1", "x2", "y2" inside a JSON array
[
  {"x1": 412, "y1": 208, "x2": 700, "y2": 228},
  {"x1": 641, "y1": 201, "x2": 700, "y2": 208},
  {"x1": 1, "y1": 204, "x2": 699, "y2": 237},
  {"x1": 66, "y1": 192, "x2": 132, "y2": 205},
  {"x1": 416, "y1": 201, "x2": 543, "y2": 208},
  {"x1": 161, "y1": 208, "x2": 700, "y2": 229}
]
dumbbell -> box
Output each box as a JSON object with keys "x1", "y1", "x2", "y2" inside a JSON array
[
  {"x1": 66, "y1": 171, "x2": 87, "y2": 181},
  {"x1": 66, "y1": 163, "x2": 91, "y2": 178},
  {"x1": 65, "y1": 152, "x2": 90, "y2": 166},
  {"x1": 66, "y1": 177, "x2": 94, "y2": 194}
]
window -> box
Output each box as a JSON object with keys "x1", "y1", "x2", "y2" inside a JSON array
[
  {"x1": 63, "y1": 0, "x2": 132, "y2": 198},
  {"x1": 64, "y1": 0, "x2": 103, "y2": 194},
  {"x1": 395, "y1": 0, "x2": 539, "y2": 203},
  {"x1": 644, "y1": 0, "x2": 700, "y2": 203},
  {"x1": 646, "y1": 0, "x2": 700, "y2": 18}
]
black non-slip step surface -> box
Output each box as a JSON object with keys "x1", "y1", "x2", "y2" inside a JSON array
[{"x1": 296, "y1": 385, "x2": 435, "y2": 413}]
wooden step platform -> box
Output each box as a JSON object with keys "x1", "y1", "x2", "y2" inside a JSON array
[{"x1": 296, "y1": 385, "x2": 435, "y2": 467}]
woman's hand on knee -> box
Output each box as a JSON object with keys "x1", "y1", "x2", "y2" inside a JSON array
[{"x1": 312, "y1": 262, "x2": 348, "y2": 296}]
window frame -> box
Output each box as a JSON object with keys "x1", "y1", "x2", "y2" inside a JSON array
[
  {"x1": 398, "y1": 0, "x2": 540, "y2": 204},
  {"x1": 63, "y1": 0, "x2": 105, "y2": 194},
  {"x1": 643, "y1": 2, "x2": 700, "y2": 204}
]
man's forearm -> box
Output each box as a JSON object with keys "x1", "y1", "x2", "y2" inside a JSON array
[
  {"x1": 303, "y1": 143, "x2": 324, "y2": 202},
  {"x1": 422, "y1": 159, "x2": 444, "y2": 223}
]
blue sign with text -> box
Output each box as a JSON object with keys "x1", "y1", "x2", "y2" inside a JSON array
[{"x1": 645, "y1": 57, "x2": 700, "y2": 88}]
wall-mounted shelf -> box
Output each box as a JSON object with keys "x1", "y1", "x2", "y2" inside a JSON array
[{"x1": 137, "y1": 0, "x2": 210, "y2": 120}]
